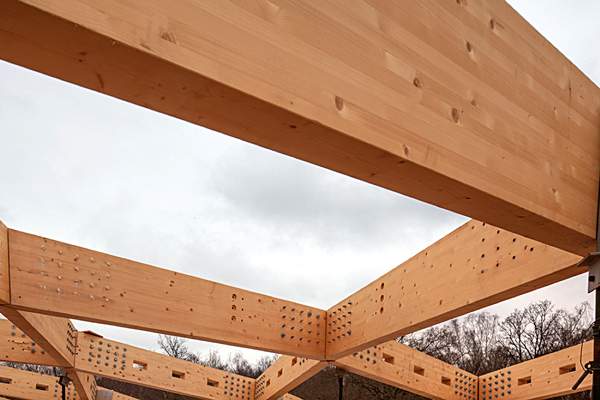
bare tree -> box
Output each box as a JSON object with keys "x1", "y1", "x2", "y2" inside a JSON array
[{"x1": 157, "y1": 335, "x2": 199, "y2": 363}]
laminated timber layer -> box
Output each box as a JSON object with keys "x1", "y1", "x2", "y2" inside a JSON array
[{"x1": 0, "y1": 0, "x2": 599, "y2": 255}]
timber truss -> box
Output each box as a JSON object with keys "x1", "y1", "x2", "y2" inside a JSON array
[{"x1": 0, "y1": 0, "x2": 599, "y2": 399}]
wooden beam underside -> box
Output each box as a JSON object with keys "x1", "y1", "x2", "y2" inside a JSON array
[
  {"x1": 336, "y1": 341, "x2": 477, "y2": 400},
  {"x1": 326, "y1": 220, "x2": 581, "y2": 358},
  {"x1": 479, "y1": 341, "x2": 592, "y2": 400},
  {"x1": 0, "y1": 0, "x2": 598, "y2": 255},
  {"x1": 6, "y1": 228, "x2": 326, "y2": 359}
]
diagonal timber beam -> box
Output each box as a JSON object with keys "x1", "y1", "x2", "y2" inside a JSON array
[
  {"x1": 0, "y1": 318, "x2": 58, "y2": 366},
  {"x1": 326, "y1": 220, "x2": 581, "y2": 359},
  {"x1": 0, "y1": 308, "x2": 77, "y2": 367},
  {"x1": 335, "y1": 341, "x2": 478, "y2": 400},
  {"x1": 479, "y1": 341, "x2": 592, "y2": 400},
  {"x1": 0, "y1": 1, "x2": 599, "y2": 255},
  {"x1": 3, "y1": 227, "x2": 326, "y2": 359},
  {"x1": 74, "y1": 331, "x2": 256, "y2": 400},
  {"x1": 0, "y1": 309, "x2": 95, "y2": 400},
  {"x1": 254, "y1": 356, "x2": 327, "y2": 400}
]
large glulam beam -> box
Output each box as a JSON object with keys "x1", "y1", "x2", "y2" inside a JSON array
[
  {"x1": 335, "y1": 341, "x2": 478, "y2": 400},
  {"x1": 1, "y1": 0, "x2": 599, "y2": 255},
  {"x1": 6, "y1": 228, "x2": 326, "y2": 359},
  {"x1": 254, "y1": 356, "x2": 327, "y2": 400},
  {"x1": 479, "y1": 341, "x2": 592, "y2": 400},
  {"x1": 326, "y1": 220, "x2": 581, "y2": 359},
  {"x1": 75, "y1": 331, "x2": 255, "y2": 400}
]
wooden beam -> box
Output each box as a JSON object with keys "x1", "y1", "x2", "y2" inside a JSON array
[
  {"x1": 74, "y1": 331, "x2": 256, "y2": 400},
  {"x1": 479, "y1": 341, "x2": 592, "y2": 400},
  {"x1": 0, "y1": 318, "x2": 59, "y2": 366},
  {"x1": 335, "y1": 341, "x2": 477, "y2": 400},
  {"x1": 278, "y1": 395, "x2": 303, "y2": 400},
  {"x1": 6, "y1": 228, "x2": 326, "y2": 359},
  {"x1": 1, "y1": 0, "x2": 598, "y2": 254},
  {"x1": 0, "y1": 365, "x2": 124, "y2": 400},
  {"x1": 0, "y1": 364, "x2": 81, "y2": 400},
  {"x1": 0, "y1": 222, "x2": 9, "y2": 304},
  {"x1": 0, "y1": 309, "x2": 95, "y2": 400},
  {"x1": 97, "y1": 388, "x2": 138, "y2": 400},
  {"x1": 255, "y1": 356, "x2": 327, "y2": 400},
  {"x1": 69, "y1": 370, "x2": 98, "y2": 400},
  {"x1": 326, "y1": 220, "x2": 581, "y2": 359},
  {"x1": 96, "y1": 388, "x2": 137, "y2": 400},
  {"x1": 0, "y1": 307, "x2": 77, "y2": 367}
]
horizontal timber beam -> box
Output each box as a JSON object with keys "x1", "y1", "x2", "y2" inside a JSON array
[
  {"x1": 4, "y1": 227, "x2": 326, "y2": 358},
  {"x1": 326, "y1": 220, "x2": 581, "y2": 359},
  {"x1": 335, "y1": 341, "x2": 477, "y2": 400},
  {"x1": 479, "y1": 341, "x2": 592, "y2": 400},
  {"x1": 75, "y1": 331, "x2": 256, "y2": 400},
  {"x1": 1, "y1": 0, "x2": 598, "y2": 254},
  {"x1": 255, "y1": 356, "x2": 327, "y2": 400},
  {"x1": 0, "y1": 365, "x2": 130, "y2": 400},
  {"x1": 0, "y1": 364, "x2": 81, "y2": 400}
]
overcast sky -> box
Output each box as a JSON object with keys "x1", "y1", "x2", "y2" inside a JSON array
[{"x1": 0, "y1": 1, "x2": 598, "y2": 364}]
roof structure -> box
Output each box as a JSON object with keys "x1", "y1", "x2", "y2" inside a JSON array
[{"x1": 0, "y1": 0, "x2": 599, "y2": 399}]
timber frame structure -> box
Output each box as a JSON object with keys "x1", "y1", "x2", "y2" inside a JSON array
[{"x1": 0, "y1": 0, "x2": 599, "y2": 399}]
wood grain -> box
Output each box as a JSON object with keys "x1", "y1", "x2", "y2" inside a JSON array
[
  {"x1": 336, "y1": 341, "x2": 478, "y2": 400},
  {"x1": 255, "y1": 356, "x2": 326, "y2": 400},
  {"x1": 326, "y1": 220, "x2": 581, "y2": 358},
  {"x1": 0, "y1": 0, "x2": 597, "y2": 254},
  {"x1": 7, "y1": 229, "x2": 326, "y2": 359},
  {"x1": 479, "y1": 341, "x2": 592, "y2": 400}
]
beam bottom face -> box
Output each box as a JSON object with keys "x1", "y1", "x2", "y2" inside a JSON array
[
  {"x1": 335, "y1": 341, "x2": 477, "y2": 400},
  {"x1": 75, "y1": 332, "x2": 255, "y2": 400},
  {"x1": 479, "y1": 341, "x2": 592, "y2": 400},
  {"x1": 7, "y1": 229, "x2": 326, "y2": 359},
  {"x1": 0, "y1": 364, "x2": 80, "y2": 400},
  {"x1": 326, "y1": 220, "x2": 581, "y2": 359},
  {"x1": 255, "y1": 356, "x2": 327, "y2": 400}
]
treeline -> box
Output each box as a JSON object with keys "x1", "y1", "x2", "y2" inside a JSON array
[
  {"x1": 156, "y1": 334, "x2": 277, "y2": 378},
  {"x1": 400, "y1": 300, "x2": 592, "y2": 375}
]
